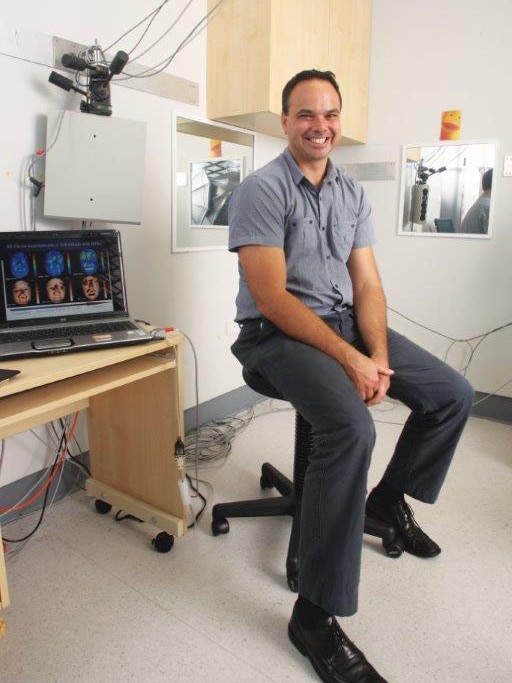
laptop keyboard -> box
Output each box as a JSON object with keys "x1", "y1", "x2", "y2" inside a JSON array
[{"x1": 0, "y1": 321, "x2": 138, "y2": 344}]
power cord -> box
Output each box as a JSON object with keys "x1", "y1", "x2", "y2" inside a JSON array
[
  {"x1": 186, "y1": 474, "x2": 208, "y2": 528},
  {"x1": 2, "y1": 414, "x2": 79, "y2": 544},
  {"x1": 20, "y1": 102, "x2": 71, "y2": 231},
  {"x1": 1, "y1": 414, "x2": 84, "y2": 558},
  {"x1": 103, "y1": 0, "x2": 170, "y2": 55},
  {"x1": 388, "y1": 306, "x2": 512, "y2": 404},
  {"x1": 114, "y1": 0, "x2": 229, "y2": 82}
]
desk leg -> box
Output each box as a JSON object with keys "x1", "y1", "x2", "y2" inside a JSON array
[
  {"x1": 0, "y1": 525, "x2": 10, "y2": 636},
  {"x1": 86, "y1": 366, "x2": 186, "y2": 536}
]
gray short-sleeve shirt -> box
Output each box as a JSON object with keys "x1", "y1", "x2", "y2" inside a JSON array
[{"x1": 229, "y1": 148, "x2": 375, "y2": 321}]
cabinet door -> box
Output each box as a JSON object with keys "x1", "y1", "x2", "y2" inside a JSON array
[
  {"x1": 207, "y1": 0, "x2": 273, "y2": 120},
  {"x1": 207, "y1": 0, "x2": 371, "y2": 143},
  {"x1": 268, "y1": 0, "x2": 331, "y2": 114},
  {"x1": 328, "y1": 0, "x2": 372, "y2": 144}
]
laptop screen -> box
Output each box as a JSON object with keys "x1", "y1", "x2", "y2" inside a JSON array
[{"x1": 0, "y1": 230, "x2": 129, "y2": 329}]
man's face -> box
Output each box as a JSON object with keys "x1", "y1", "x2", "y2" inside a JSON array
[
  {"x1": 82, "y1": 276, "x2": 100, "y2": 301},
  {"x1": 13, "y1": 280, "x2": 31, "y2": 305},
  {"x1": 47, "y1": 278, "x2": 65, "y2": 303},
  {"x1": 281, "y1": 79, "x2": 341, "y2": 168}
]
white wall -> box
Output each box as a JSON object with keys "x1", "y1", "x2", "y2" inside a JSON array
[
  {"x1": 0, "y1": 1, "x2": 283, "y2": 486},
  {"x1": 333, "y1": 0, "x2": 512, "y2": 397},
  {"x1": 1, "y1": 0, "x2": 510, "y2": 487}
]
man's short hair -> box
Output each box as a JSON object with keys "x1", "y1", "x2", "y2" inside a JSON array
[
  {"x1": 482, "y1": 168, "x2": 493, "y2": 191},
  {"x1": 282, "y1": 69, "x2": 342, "y2": 114}
]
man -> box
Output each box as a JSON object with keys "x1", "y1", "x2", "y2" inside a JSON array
[
  {"x1": 46, "y1": 277, "x2": 66, "y2": 304},
  {"x1": 82, "y1": 274, "x2": 100, "y2": 301},
  {"x1": 228, "y1": 70, "x2": 474, "y2": 683},
  {"x1": 460, "y1": 168, "x2": 492, "y2": 234}
]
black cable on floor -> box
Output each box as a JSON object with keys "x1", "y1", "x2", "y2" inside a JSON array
[{"x1": 186, "y1": 474, "x2": 207, "y2": 528}]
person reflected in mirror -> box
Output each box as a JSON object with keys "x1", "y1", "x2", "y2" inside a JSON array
[
  {"x1": 46, "y1": 277, "x2": 66, "y2": 303},
  {"x1": 460, "y1": 168, "x2": 492, "y2": 234},
  {"x1": 82, "y1": 275, "x2": 100, "y2": 301},
  {"x1": 228, "y1": 69, "x2": 475, "y2": 683},
  {"x1": 12, "y1": 280, "x2": 32, "y2": 306}
]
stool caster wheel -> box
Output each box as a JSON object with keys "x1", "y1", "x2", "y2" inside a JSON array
[
  {"x1": 287, "y1": 574, "x2": 299, "y2": 593},
  {"x1": 95, "y1": 499, "x2": 112, "y2": 515},
  {"x1": 260, "y1": 474, "x2": 273, "y2": 489},
  {"x1": 383, "y1": 537, "x2": 403, "y2": 558},
  {"x1": 152, "y1": 532, "x2": 174, "y2": 553},
  {"x1": 211, "y1": 517, "x2": 229, "y2": 536}
]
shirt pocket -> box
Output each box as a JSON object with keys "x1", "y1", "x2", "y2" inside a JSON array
[{"x1": 288, "y1": 216, "x2": 317, "y2": 253}]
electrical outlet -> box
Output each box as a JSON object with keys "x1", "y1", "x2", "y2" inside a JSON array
[{"x1": 503, "y1": 155, "x2": 512, "y2": 177}]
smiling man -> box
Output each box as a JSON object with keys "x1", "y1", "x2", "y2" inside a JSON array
[{"x1": 228, "y1": 70, "x2": 474, "y2": 683}]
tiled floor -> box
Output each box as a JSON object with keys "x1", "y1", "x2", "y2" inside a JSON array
[{"x1": 1, "y1": 401, "x2": 511, "y2": 682}]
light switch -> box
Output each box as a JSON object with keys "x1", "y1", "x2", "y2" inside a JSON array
[{"x1": 503, "y1": 155, "x2": 512, "y2": 177}]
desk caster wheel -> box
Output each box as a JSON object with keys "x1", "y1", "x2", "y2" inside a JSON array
[
  {"x1": 152, "y1": 532, "x2": 174, "y2": 553},
  {"x1": 383, "y1": 537, "x2": 403, "y2": 558},
  {"x1": 211, "y1": 517, "x2": 229, "y2": 536},
  {"x1": 95, "y1": 499, "x2": 112, "y2": 515}
]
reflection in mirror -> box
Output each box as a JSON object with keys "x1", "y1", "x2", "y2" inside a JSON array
[
  {"x1": 172, "y1": 116, "x2": 254, "y2": 252},
  {"x1": 398, "y1": 141, "x2": 495, "y2": 238}
]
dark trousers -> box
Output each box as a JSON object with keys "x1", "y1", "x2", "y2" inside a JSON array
[{"x1": 232, "y1": 311, "x2": 474, "y2": 616}]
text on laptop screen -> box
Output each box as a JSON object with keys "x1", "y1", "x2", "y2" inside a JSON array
[{"x1": 0, "y1": 231, "x2": 128, "y2": 326}]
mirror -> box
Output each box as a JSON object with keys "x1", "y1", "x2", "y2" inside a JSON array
[
  {"x1": 398, "y1": 140, "x2": 496, "y2": 238},
  {"x1": 172, "y1": 115, "x2": 254, "y2": 252}
]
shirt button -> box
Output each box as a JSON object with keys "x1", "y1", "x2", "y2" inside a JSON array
[
  {"x1": 321, "y1": 226, "x2": 326, "y2": 231},
  {"x1": 326, "y1": 254, "x2": 331, "y2": 260}
]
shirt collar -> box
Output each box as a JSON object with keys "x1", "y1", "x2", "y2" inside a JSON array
[{"x1": 282, "y1": 147, "x2": 338, "y2": 186}]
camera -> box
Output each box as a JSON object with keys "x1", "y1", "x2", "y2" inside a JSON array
[{"x1": 48, "y1": 49, "x2": 129, "y2": 116}]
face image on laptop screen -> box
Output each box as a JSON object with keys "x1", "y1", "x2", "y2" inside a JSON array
[{"x1": 0, "y1": 231, "x2": 128, "y2": 326}]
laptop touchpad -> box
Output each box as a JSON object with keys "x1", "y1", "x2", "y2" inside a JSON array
[{"x1": 32, "y1": 338, "x2": 74, "y2": 350}]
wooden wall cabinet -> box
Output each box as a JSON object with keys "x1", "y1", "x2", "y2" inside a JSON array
[{"x1": 207, "y1": 0, "x2": 372, "y2": 145}]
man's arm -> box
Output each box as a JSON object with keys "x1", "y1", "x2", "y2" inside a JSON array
[
  {"x1": 347, "y1": 246, "x2": 391, "y2": 406},
  {"x1": 239, "y1": 245, "x2": 392, "y2": 403}
]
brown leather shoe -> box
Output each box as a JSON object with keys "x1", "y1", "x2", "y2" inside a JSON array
[{"x1": 288, "y1": 606, "x2": 389, "y2": 683}]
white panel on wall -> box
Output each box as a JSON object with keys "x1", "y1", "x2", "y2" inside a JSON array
[{"x1": 44, "y1": 110, "x2": 146, "y2": 224}]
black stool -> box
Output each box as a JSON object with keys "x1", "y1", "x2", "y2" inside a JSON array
[{"x1": 211, "y1": 368, "x2": 399, "y2": 592}]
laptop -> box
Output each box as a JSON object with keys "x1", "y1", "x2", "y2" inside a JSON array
[{"x1": 0, "y1": 229, "x2": 154, "y2": 360}]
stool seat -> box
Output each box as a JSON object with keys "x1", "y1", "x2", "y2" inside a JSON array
[{"x1": 212, "y1": 368, "x2": 400, "y2": 592}]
